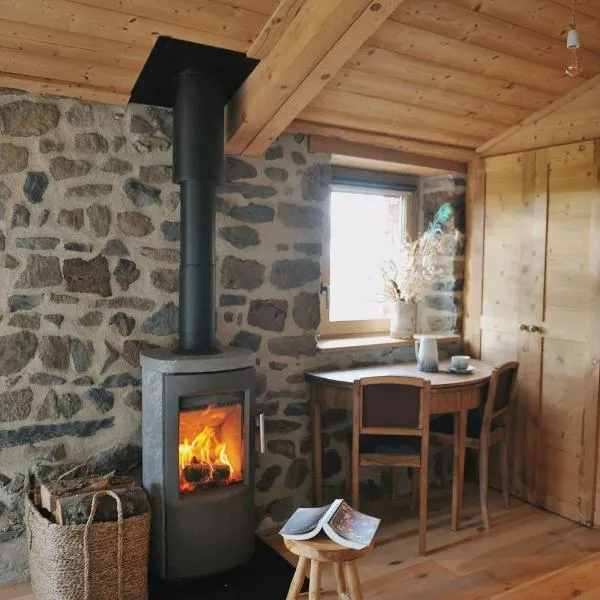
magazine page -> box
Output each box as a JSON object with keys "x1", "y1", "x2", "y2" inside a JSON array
[
  {"x1": 323, "y1": 501, "x2": 381, "y2": 549},
  {"x1": 279, "y1": 499, "x2": 343, "y2": 540}
]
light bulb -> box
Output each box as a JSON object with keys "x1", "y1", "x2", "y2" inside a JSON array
[{"x1": 565, "y1": 47, "x2": 583, "y2": 77}]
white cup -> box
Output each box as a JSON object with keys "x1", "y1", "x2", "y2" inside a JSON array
[{"x1": 451, "y1": 355, "x2": 470, "y2": 371}]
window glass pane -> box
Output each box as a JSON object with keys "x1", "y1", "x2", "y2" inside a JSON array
[{"x1": 329, "y1": 189, "x2": 407, "y2": 323}]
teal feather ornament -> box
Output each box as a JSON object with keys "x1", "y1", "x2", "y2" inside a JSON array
[{"x1": 427, "y1": 202, "x2": 453, "y2": 235}]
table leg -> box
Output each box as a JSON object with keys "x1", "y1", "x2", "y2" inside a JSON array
[
  {"x1": 311, "y1": 385, "x2": 323, "y2": 506},
  {"x1": 451, "y1": 408, "x2": 468, "y2": 532}
]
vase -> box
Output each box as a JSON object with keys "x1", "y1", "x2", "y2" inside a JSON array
[{"x1": 389, "y1": 301, "x2": 415, "y2": 339}]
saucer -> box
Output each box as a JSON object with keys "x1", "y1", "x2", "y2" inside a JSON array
[{"x1": 447, "y1": 365, "x2": 474, "y2": 374}]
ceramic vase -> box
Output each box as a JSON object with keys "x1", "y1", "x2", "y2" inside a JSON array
[{"x1": 389, "y1": 301, "x2": 415, "y2": 340}]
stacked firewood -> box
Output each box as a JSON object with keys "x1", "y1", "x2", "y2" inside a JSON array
[{"x1": 35, "y1": 470, "x2": 149, "y2": 525}]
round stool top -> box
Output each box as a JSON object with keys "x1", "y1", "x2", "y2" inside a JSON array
[{"x1": 284, "y1": 536, "x2": 374, "y2": 563}]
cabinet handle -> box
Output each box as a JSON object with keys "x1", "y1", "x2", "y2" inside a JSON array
[
  {"x1": 519, "y1": 324, "x2": 529, "y2": 331},
  {"x1": 258, "y1": 413, "x2": 266, "y2": 454},
  {"x1": 528, "y1": 325, "x2": 541, "y2": 333}
]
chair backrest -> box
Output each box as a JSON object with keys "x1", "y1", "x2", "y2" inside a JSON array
[
  {"x1": 481, "y1": 361, "x2": 519, "y2": 433},
  {"x1": 353, "y1": 376, "x2": 431, "y2": 437}
]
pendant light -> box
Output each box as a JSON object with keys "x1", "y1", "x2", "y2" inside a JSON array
[{"x1": 565, "y1": 0, "x2": 583, "y2": 77}]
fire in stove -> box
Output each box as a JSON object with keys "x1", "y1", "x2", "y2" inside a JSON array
[{"x1": 178, "y1": 401, "x2": 244, "y2": 494}]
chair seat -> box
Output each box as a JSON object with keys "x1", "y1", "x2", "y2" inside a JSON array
[{"x1": 359, "y1": 434, "x2": 421, "y2": 455}]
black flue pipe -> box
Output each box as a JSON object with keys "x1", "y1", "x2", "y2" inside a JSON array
[{"x1": 173, "y1": 68, "x2": 224, "y2": 354}]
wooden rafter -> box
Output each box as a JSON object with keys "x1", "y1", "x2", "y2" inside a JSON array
[{"x1": 225, "y1": 0, "x2": 407, "y2": 156}]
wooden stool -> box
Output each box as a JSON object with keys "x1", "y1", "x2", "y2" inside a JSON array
[{"x1": 284, "y1": 536, "x2": 373, "y2": 600}]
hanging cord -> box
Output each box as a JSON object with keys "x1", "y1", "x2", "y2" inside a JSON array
[{"x1": 571, "y1": 0, "x2": 577, "y2": 29}]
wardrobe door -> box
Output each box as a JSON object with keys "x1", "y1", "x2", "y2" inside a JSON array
[{"x1": 536, "y1": 141, "x2": 600, "y2": 524}]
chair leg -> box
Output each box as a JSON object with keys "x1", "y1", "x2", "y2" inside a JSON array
[
  {"x1": 500, "y1": 436, "x2": 511, "y2": 509},
  {"x1": 333, "y1": 562, "x2": 347, "y2": 597},
  {"x1": 391, "y1": 467, "x2": 398, "y2": 501},
  {"x1": 309, "y1": 559, "x2": 322, "y2": 600},
  {"x1": 419, "y1": 461, "x2": 428, "y2": 556},
  {"x1": 479, "y1": 441, "x2": 490, "y2": 530},
  {"x1": 343, "y1": 561, "x2": 364, "y2": 600},
  {"x1": 411, "y1": 468, "x2": 419, "y2": 511},
  {"x1": 286, "y1": 556, "x2": 309, "y2": 600},
  {"x1": 439, "y1": 446, "x2": 450, "y2": 490}
]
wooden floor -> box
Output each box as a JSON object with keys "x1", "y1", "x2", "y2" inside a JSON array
[{"x1": 3, "y1": 486, "x2": 600, "y2": 599}]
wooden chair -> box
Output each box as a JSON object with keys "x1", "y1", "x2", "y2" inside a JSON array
[
  {"x1": 351, "y1": 376, "x2": 431, "y2": 555},
  {"x1": 430, "y1": 361, "x2": 519, "y2": 530}
]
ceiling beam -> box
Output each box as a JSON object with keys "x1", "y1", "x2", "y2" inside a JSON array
[
  {"x1": 477, "y1": 72, "x2": 600, "y2": 155},
  {"x1": 308, "y1": 135, "x2": 467, "y2": 173},
  {"x1": 225, "y1": 0, "x2": 406, "y2": 156}
]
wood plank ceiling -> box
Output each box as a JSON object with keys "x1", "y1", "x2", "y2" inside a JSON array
[{"x1": 0, "y1": 0, "x2": 598, "y2": 161}]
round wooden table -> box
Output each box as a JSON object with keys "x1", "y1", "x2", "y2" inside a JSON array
[{"x1": 305, "y1": 359, "x2": 494, "y2": 531}]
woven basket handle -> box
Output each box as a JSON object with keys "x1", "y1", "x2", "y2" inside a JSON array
[{"x1": 83, "y1": 490, "x2": 124, "y2": 600}]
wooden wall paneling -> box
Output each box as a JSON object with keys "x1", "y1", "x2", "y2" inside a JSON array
[
  {"x1": 462, "y1": 157, "x2": 485, "y2": 359},
  {"x1": 593, "y1": 140, "x2": 600, "y2": 528},
  {"x1": 348, "y1": 46, "x2": 556, "y2": 111}
]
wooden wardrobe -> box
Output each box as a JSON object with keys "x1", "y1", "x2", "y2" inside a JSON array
[{"x1": 464, "y1": 140, "x2": 600, "y2": 526}]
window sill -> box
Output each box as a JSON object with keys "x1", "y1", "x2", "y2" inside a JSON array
[{"x1": 316, "y1": 334, "x2": 462, "y2": 354}]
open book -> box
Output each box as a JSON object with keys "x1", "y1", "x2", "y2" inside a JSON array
[{"x1": 279, "y1": 499, "x2": 380, "y2": 550}]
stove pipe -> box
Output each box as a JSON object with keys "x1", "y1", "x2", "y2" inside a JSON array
[{"x1": 173, "y1": 68, "x2": 224, "y2": 354}]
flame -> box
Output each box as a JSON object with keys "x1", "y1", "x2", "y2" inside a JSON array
[{"x1": 178, "y1": 425, "x2": 235, "y2": 493}]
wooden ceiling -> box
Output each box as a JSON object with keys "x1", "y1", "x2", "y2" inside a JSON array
[{"x1": 0, "y1": 0, "x2": 599, "y2": 164}]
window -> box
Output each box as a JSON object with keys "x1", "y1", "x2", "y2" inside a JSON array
[{"x1": 320, "y1": 182, "x2": 417, "y2": 338}]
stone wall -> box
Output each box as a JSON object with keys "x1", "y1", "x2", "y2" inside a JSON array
[{"x1": 0, "y1": 89, "x2": 464, "y2": 586}]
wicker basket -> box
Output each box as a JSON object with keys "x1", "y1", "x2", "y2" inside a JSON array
[{"x1": 25, "y1": 490, "x2": 150, "y2": 600}]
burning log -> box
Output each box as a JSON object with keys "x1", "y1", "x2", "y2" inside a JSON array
[{"x1": 181, "y1": 463, "x2": 231, "y2": 486}]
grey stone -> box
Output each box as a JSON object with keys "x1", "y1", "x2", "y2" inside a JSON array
[
  {"x1": 293, "y1": 292, "x2": 320, "y2": 330},
  {"x1": 140, "y1": 247, "x2": 179, "y2": 263},
  {"x1": 427, "y1": 315, "x2": 457, "y2": 333},
  {"x1": 285, "y1": 458, "x2": 309, "y2": 489},
  {"x1": 109, "y1": 313, "x2": 136, "y2": 337},
  {"x1": 8, "y1": 295, "x2": 42, "y2": 312},
  {"x1": 113, "y1": 258, "x2": 140, "y2": 291},
  {"x1": 101, "y1": 341, "x2": 119, "y2": 374},
  {"x1": 219, "y1": 225, "x2": 259, "y2": 249},
  {"x1": 269, "y1": 361, "x2": 288, "y2": 371},
  {"x1": 58, "y1": 208, "x2": 84, "y2": 230},
  {"x1": 323, "y1": 449, "x2": 342, "y2": 478},
  {"x1": 124, "y1": 178, "x2": 161, "y2": 207},
  {"x1": 423, "y1": 294, "x2": 458, "y2": 312},
  {"x1": 265, "y1": 145, "x2": 283, "y2": 161},
  {"x1": 291, "y1": 151, "x2": 306, "y2": 165},
  {"x1": 39, "y1": 138, "x2": 64, "y2": 153},
  {"x1": 86, "y1": 443, "x2": 141, "y2": 475},
  {"x1": 267, "y1": 440, "x2": 295, "y2": 460},
  {"x1": 15, "y1": 255, "x2": 62, "y2": 289},
  {"x1": 230, "y1": 331, "x2": 261, "y2": 352},
  {"x1": 264, "y1": 419, "x2": 302, "y2": 435},
  {"x1": 11, "y1": 204, "x2": 30, "y2": 228},
  {"x1": 265, "y1": 167, "x2": 288, "y2": 182},
  {"x1": 50, "y1": 293, "x2": 79, "y2": 304},
  {"x1": 15, "y1": 236, "x2": 59, "y2": 250},
  {"x1": 147, "y1": 106, "x2": 173, "y2": 138},
  {"x1": 85, "y1": 388, "x2": 114, "y2": 413},
  {"x1": 221, "y1": 256, "x2": 265, "y2": 291},
  {"x1": 24, "y1": 443, "x2": 66, "y2": 463},
  {"x1": 224, "y1": 312, "x2": 234, "y2": 323},
  {"x1": 8, "y1": 313, "x2": 40, "y2": 330},
  {"x1": 7, "y1": 473, "x2": 25, "y2": 493},
  {"x1": 64, "y1": 242, "x2": 92, "y2": 253},
  {"x1": 301, "y1": 164, "x2": 331, "y2": 202},
  {"x1": 276, "y1": 244, "x2": 288, "y2": 251},
  {"x1": 23, "y1": 172, "x2": 48, "y2": 204},
  {"x1": 248, "y1": 299, "x2": 288, "y2": 332},
  {"x1": 0, "y1": 101, "x2": 59, "y2": 136},
  {"x1": 139, "y1": 165, "x2": 172, "y2": 184},
  {"x1": 150, "y1": 269, "x2": 178, "y2": 293},
  {"x1": 293, "y1": 242, "x2": 322, "y2": 256},
  {"x1": 87, "y1": 205, "x2": 111, "y2": 237},
  {"x1": 0, "y1": 418, "x2": 114, "y2": 447},
  {"x1": 271, "y1": 259, "x2": 320, "y2": 289},
  {"x1": 219, "y1": 294, "x2": 246, "y2": 306},
  {"x1": 117, "y1": 212, "x2": 154, "y2": 237},
  {"x1": 282, "y1": 402, "x2": 309, "y2": 417},
  {"x1": 122, "y1": 339, "x2": 156, "y2": 368},
  {"x1": 123, "y1": 389, "x2": 142, "y2": 411},
  {"x1": 29, "y1": 373, "x2": 65, "y2": 385},
  {"x1": 66, "y1": 103, "x2": 93, "y2": 127},
  {"x1": 0, "y1": 389, "x2": 33, "y2": 422},
  {"x1": 258, "y1": 496, "x2": 294, "y2": 523},
  {"x1": 256, "y1": 465, "x2": 281, "y2": 493},
  {"x1": 225, "y1": 157, "x2": 257, "y2": 180},
  {"x1": 132, "y1": 136, "x2": 171, "y2": 154},
  {"x1": 142, "y1": 302, "x2": 178, "y2": 336},
  {"x1": 37, "y1": 209, "x2": 50, "y2": 226},
  {"x1": 65, "y1": 184, "x2": 113, "y2": 198},
  {"x1": 0, "y1": 143, "x2": 28, "y2": 173},
  {"x1": 79, "y1": 311, "x2": 103, "y2": 326},
  {"x1": 44, "y1": 314, "x2": 64, "y2": 329},
  {"x1": 96, "y1": 297, "x2": 155, "y2": 311},
  {"x1": 49, "y1": 157, "x2": 91, "y2": 180},
  {"x1": 75, "y1": 132, "x2": 108, "y2": 153},
  {"x1": 160, "y1": 220, "x2": 180, "y2": 242},
  {"x1": 63, "y1": 255, "x2": 112, "y2": 297},
  {"x1": 112, "y1": 136, "x2": 126, "y2": 152},
  {"x1": 268, "y1": 335, "x2": 317, "y2": 357},
  {"x1": 229, "y1": 202, "x2": 275, "y2": 223},
  {"x1": 256, "y1": 401, "x2": 278, "y2": 417},
  {"x1": 278, "y1": 203, "x2": 323, "y2": 229},
  {"x1": 57, "y1": 393, "x2": 82, "y2": 419},
  {"x1": 0, "y1": 524, "x2": 25, "y2": 542},
  {"x1": 70, "y1": 338, "x2": 94, "y2": 372},
  {"x1": 130, "y1": 115, "x2": 153, "y2": 134},
  {"x1": 102, "y1": 239, "x2": 129, "y2": 257},
  {"x1": 72, "y1": 376, "x2": 94, "y2": 386},
  {"x1": 102, "y1": 157, "x2": 132, "y2": 174},
  {"x1": 216, "y1": 196, "x2": 231, "y2": 215},
  {"x1": 286, "y1": 373, "x2": 306, "y2": 384},
  {"x1": 0, "y1": 230, "x2": 4, "y2": 251},
  {"x1": 165, "y1": 191, "x2": 180, "y2": 212},
  {"x1": 39, "y1": 336, "x2": 70, "y2": 371},
  {"x1": 433, "y1": 279, "x2": 464, "y2": 292},
  {"x1": 102, "y1": 374, "x2": 141, "y2": 388}
]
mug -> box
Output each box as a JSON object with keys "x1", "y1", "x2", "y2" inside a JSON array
[{"x1": 451, "y1": 355, "x2": 470, "y2": 370}]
